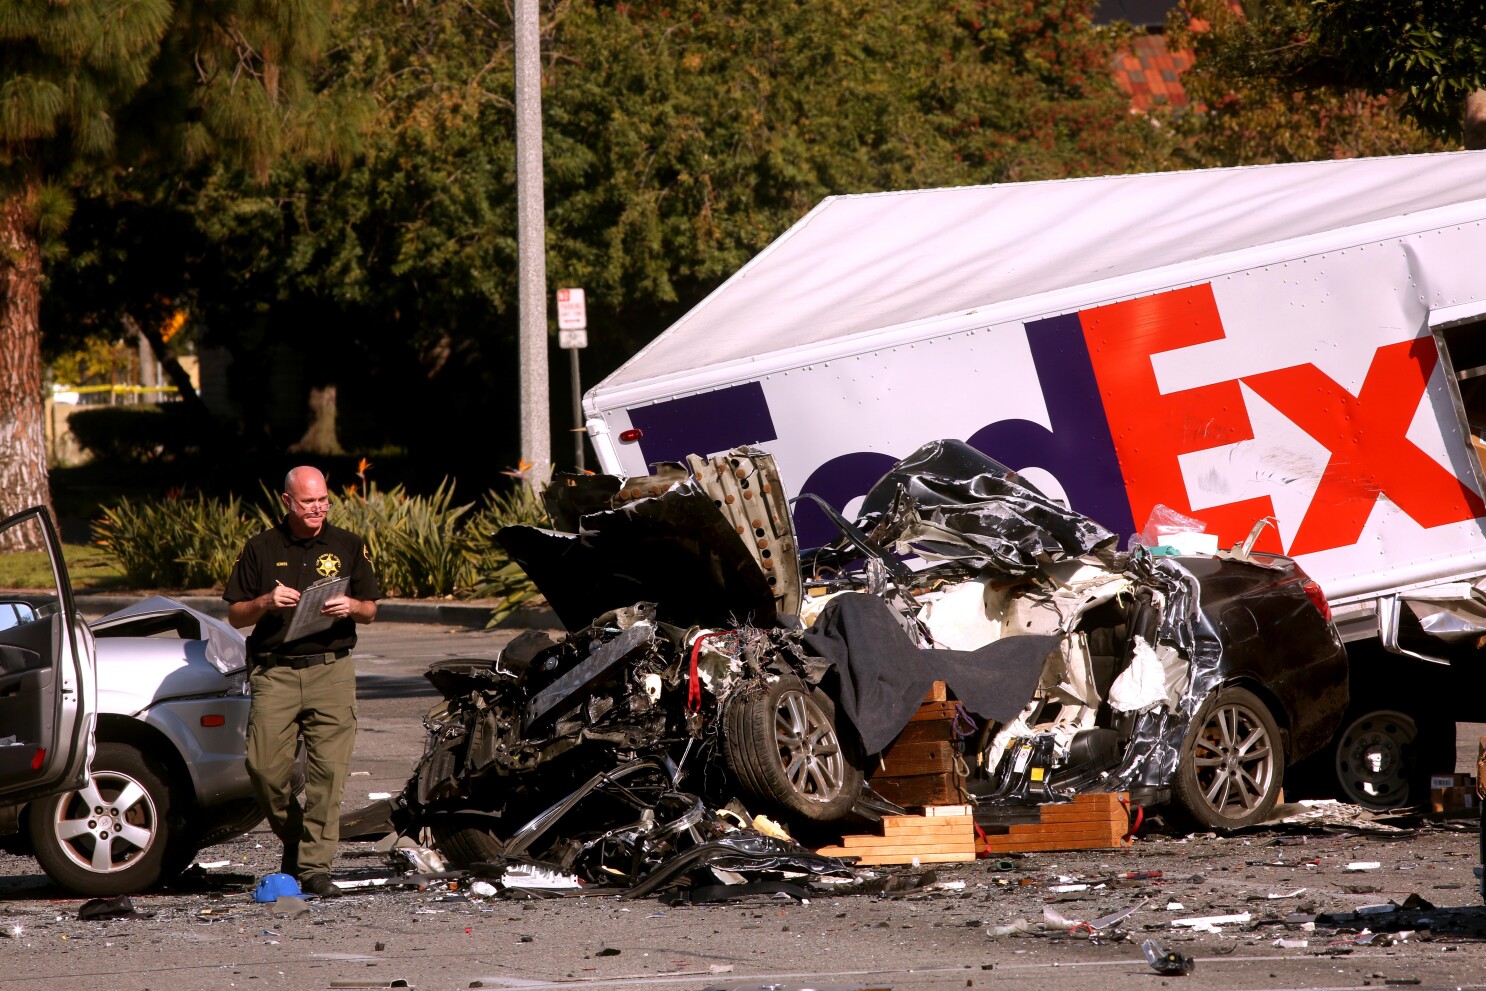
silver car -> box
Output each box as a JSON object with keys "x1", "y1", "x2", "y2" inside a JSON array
[{"x1": 1, "y1": 591, "x2": 262, "y2": 896}]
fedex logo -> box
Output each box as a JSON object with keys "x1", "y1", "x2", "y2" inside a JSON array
[{"x1": 795, "y1": 284, "x2": 1486, "y2": 555}]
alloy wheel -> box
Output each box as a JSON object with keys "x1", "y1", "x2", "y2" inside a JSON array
[{"x1": 774, "y1": 689, "x2": 847, "y2": 804}]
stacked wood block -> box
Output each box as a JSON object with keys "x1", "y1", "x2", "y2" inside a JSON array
[
  {"x1": 977, "y1": 793, "x2": 1133, "y2": 854},
  {"x1": 869, "y1": 691, "x2": 966, "y2": 809},
  {"x1": 815, "y1": 805, "x2": 976, "y2": 865}
]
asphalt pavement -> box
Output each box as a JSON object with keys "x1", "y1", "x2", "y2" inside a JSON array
[{"x1": 4, "y1": 620, "x2": 1486, "y2": 991}]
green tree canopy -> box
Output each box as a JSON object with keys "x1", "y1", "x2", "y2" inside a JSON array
[
  {"x1": 159, "y1": 0, "x2": 1175, "y2": 470},
  {"x1": 1310, "y1": 0, "x2": 1486, "y2": 139},
  {"x1": 1, "y1": 0, "x2": 359, "y2": 542},
  {"x1": 1165, "y1": 0, "x2": 1452, "y2": 166}
]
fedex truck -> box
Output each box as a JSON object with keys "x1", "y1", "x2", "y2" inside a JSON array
[{"x1": 583, "y1": 150, "x2": 1486, "y2": 809}]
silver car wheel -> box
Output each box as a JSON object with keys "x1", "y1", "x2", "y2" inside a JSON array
[
  {"x1": 775, "y1": 688, "x2": 846, "y2": 804},
  {"x1": 1190, "y1": 697, "x2": 1278, "y2": 818},
  {"x1": 48, "y1": 768, "x2": 161, "y2": 874}
]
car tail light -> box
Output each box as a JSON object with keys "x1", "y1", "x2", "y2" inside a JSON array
[
  {"x1": 1301, "y1": 579, "x2": 1332, "y2": 623},
  {"x1": 618, "y1": 428, "x2": 643, "y2": 443},
  {"x1": 201, "y1": 715, "x2": 226, "y2": 728},
  {"x1": 31, "y1": 748, "x2": 45, "y2": 771}
]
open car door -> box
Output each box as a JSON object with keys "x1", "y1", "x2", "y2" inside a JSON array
[{"x1": 0, "y1": 508, "x2": 96, "y2": 804}]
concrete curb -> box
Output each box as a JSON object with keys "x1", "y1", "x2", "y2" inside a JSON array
[{"x1": 72, "y1": 593, "x2": 561, "y2": 630}]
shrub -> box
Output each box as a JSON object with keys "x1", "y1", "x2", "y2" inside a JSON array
[
  {"x1": 93, "y1": 493, "x2": 272, "y2": 589},
  {"x1": 93, "y1": 475, "x2": 552, "y2": 618},
  {"x1": 331, "y1": 480, "x2": 479, "y2": 599},
  {"x1": 466, "y1": 482, "x2": 548, "y2": 623},
  {"x1": 67, "y1": 404, "x2": 211, "y2": 462}
]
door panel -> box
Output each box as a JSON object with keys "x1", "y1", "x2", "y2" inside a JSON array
[{"x1": 0, "y1": 510, "x2": 95, "y2": 803}]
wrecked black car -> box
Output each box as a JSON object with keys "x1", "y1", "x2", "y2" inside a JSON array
[{"x1": 389, "y1": 440, "x2": 1348, "y2": 887}]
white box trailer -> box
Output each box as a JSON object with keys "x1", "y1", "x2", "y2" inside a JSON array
[{"x1": 584, "y1": 150, "x2": 1486, "y2": 809}]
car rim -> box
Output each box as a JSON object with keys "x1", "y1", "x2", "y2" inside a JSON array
[
  {"x1": 774, "y1": 690, "x2": 845, "y2": 803},
  {"x1": 1333, "y1": 710, "x2": 1416, "y2": 809},
  {"x1": 46, "y1": 770, "x2": 159, "y2": 874},
  {"x1": 1191, "y1": 699, "x2": 1276, "y2": 818}
]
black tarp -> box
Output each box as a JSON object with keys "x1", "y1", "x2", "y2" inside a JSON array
[{"x1": 802, "y1": 592, "x2": 1055, "y2": 755}]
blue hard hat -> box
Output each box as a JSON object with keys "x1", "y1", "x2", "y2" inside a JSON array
[{"x1": 254, "y1": 872, "x2": 302, "y2": 903}]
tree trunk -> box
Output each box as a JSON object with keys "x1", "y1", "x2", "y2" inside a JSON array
[
  {"x1": 122, "y1": 312, "x2": 214, "y2": 421},
  {"x1": 1466, "y1": 90, "x2": 1486, "y2": 151},
  {"x1": 0, "y1": 182, "x2": 53, "y2": 551},
  {"x1": 288, "y1": 384, "x2": 344, "y2": 455}
]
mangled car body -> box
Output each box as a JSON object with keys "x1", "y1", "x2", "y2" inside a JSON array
[{"x1": 394, "y1": 441, "x2": 1348, "y2": 886}]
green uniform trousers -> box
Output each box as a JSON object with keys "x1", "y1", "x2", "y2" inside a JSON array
[{"x1": 246, "y1": 656, "x2": 358, "y2": 879}]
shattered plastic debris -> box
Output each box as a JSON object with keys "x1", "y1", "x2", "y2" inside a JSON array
[
  {"x1": 1044, "y1": 900, "x2": 1144, "y2": 933},
  {"x1": 986, "y1": 918, "x2": 1039, "y2": 937},
  {"x1": 1142, "y1": 937, "x2": 1195, "y2": 975},
  {"x1": 1273, "y1": 938, "x2": 1309, "y2": 948},
  {"x1": 1273, "y1": 800, "x2": 1410, "y2": 833},
  {"x1": 1171, "y1": 911, "x2": 1251, "y2": 930},
  {"x1": 501, "y1": 865, "x2": 583, "y2": 889},
  {"x1": 1346, "y1": 862, "x2": 1382, "y2": 871},
  {"x1": 392, "y1": 837, "x2": 447, "y2": 875},
  {"x1": 334, "y1": 878, "x2": 388, "y2": 890}
]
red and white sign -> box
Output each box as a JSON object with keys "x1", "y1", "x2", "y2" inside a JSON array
[{"x1": 557, "y1": 288, "x2": 587, "y2": 330}]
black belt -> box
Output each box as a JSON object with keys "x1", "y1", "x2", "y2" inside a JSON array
[{"x1": 252, "y1": 650, "x2": 349, "y2": 669}]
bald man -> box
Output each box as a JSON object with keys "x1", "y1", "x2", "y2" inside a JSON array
[{"x1": 225, "y1": 466, "x2": 381, "y2": 897}]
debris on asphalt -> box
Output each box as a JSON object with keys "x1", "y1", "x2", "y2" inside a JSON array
[
  {"x1": 1142, "y1": 937, "x2": 1195, "y2": 975},
  {"x1": 77, "y1": 895, "x2": 151, "y2": 921},
  {"x1": 1171, "y1": 911, "x2": 1251, "y2": 930}
]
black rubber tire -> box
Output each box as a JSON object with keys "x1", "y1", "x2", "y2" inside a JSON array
[
  {"x1": 1328, "y1": 708, "x2": 1422, "y2": 810},
  {"x1": 431, "y1": 823, "x2": 503, "y2": 868},
  {"x1": 1171, "y1": 686, "x2": 1285, "y2": 831},
  {"x1": 723, "y1": 675, "x2": 862, "y2": 823},
  {"x1": 28, "y1": 742, "x2": 175, "y2": 896}
]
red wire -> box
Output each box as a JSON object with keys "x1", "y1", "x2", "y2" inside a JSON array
[
  {"x1": 687, "y1": 631, "x2": 729, "y2": 712},
  {"x1": 1119, "y1": 796, "x2": 1144, "y2": 839}
]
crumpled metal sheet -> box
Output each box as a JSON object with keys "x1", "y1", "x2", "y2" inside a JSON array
[
  {"x1": 1404, "y1": 582, "x2": 1486, "y2": 641},
  {"x1": 1100, "y1": 551, "x2": 1223, "y2": 795},
  {"x1": 623, "y1": 831, "x2": 865, "y2": 900},
  {"x1": 500, "y1": 481, "x2": 783, "y2": 631},
  {"x1": 858, "y1": 440, "x2": 1118, "y2": 579}
]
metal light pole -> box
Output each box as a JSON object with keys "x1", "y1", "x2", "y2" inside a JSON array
[{"x1": 515, "y1": 0, "x2": 551, "y2": 487}]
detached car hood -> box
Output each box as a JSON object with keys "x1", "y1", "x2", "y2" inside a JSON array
[{"x1": 501, "y1": 451, "x2": 801, "y2": 630}]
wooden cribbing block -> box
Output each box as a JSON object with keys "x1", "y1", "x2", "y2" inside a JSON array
[
  {"x1": 977, "y1": 793, "x2": 1133, "y2": 854},
  {"x1": 814, "y1": 808, "x2": 976, "y2": 865}
]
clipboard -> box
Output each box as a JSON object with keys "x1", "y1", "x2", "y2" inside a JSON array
[{"x1": 282, "y1": 575, "x2": 352, "y2": 641}]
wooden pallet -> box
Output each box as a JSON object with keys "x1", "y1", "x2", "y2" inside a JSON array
[
  {"x1": 815, "y1": 805, "x2": 976, "y2": 865},
  {"x1": 977, "y1": 793, "x2": 1133, "y2": 854}
]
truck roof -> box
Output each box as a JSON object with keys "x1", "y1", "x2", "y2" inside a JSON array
[{"x1": 593, "y1": 151, "x2": 1486, "y2": 399}]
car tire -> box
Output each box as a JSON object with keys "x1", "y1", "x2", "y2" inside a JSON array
[
  {"x1": 28, "y1": 742, "x2": 174, "y2": 896},
  {"x1": 723, "y1": 675, "x2": 862, "y2": 823},
  {"x1": 1327, "y1": 708, "x2": 1421, "y2": 810},
  {"x1": 431, "y1": 823, "x2": 503, "y2": 868},
  {"x1": 1172, "y1": 685, "x2": 1284, "y2": 831}
]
